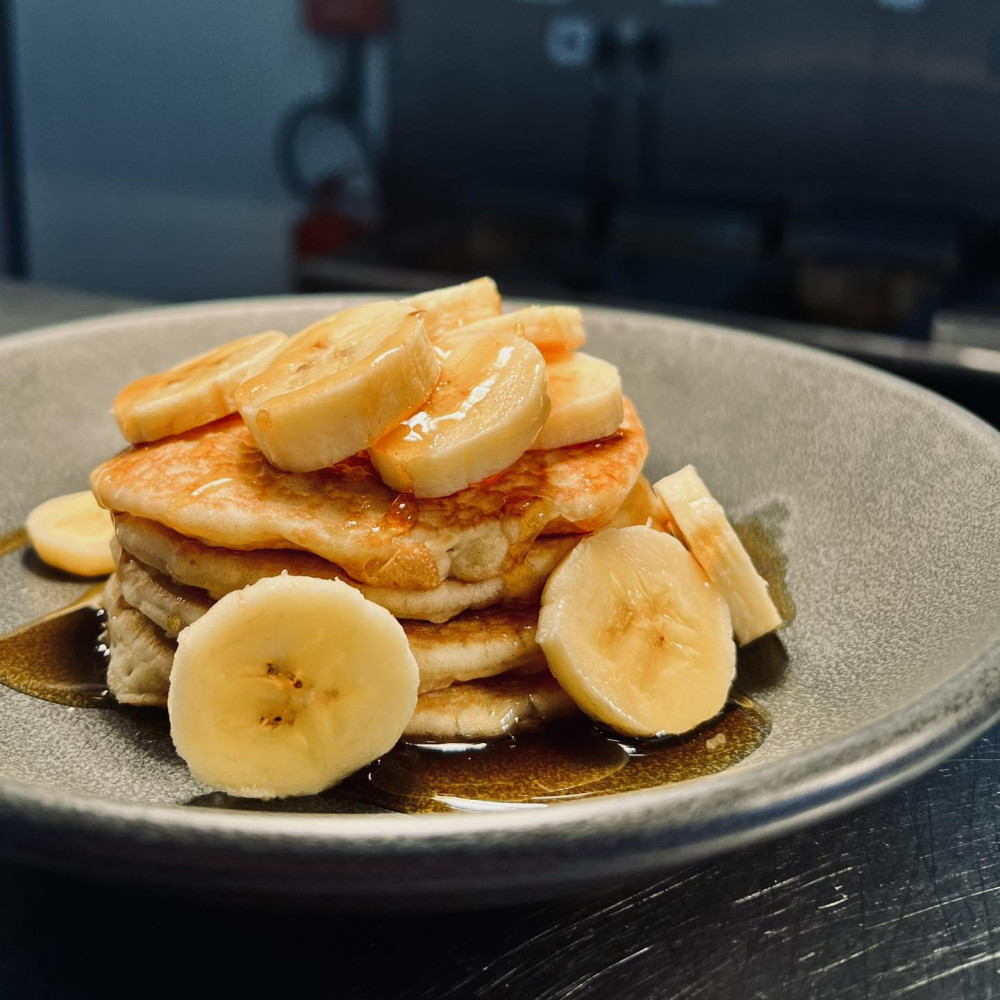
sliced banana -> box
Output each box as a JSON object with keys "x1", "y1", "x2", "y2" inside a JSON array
[
  {"x1": 458, "y1": 305, "x2": 585, "y2": 357},
  {"x1": 607, "y1": 476, "x2": 666, "y2": 530},
  {"x1": 653, "y1": 465, "x2": 782, "y2": 645},
  {"x1": 25, "y1": 491, "x2": 115, "y2": 576},
  {"x1": 112, "y1": 331, "x2": 286, "y2": 444},
  {"x1": 407, "y1": 277, "x2": 501, "y2": 336},
  {"x1": 532, "y1": 351, "x2": 623, "y2": 451},
  {"x1": 236, "y1": 300, "x2": 440, "y2": 473},
  {"x1": 537, "y1": 525, "x2": 736, "y2": 738},
  {"x1": 167, "y1": 575, "x2": 419, "y2": 799},
  {"x1": 369, "y1": 332, "x2": 550, "y2": 498}
]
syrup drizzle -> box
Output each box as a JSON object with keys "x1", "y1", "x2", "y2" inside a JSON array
[
  {"x1": 0, "y1": 585, "x2": 111, "y2": 708},
  {"x1": 0, "y1": 528, "x2": 28, "y2": 559},
  {"x1": 338, "y1": 694, "x2": 769, "y2": 814}
]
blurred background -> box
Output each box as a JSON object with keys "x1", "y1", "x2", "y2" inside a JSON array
[{"x1": 2, "y1": 0, "x2": 1000, "y2": 419}]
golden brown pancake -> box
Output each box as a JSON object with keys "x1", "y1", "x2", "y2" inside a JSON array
[
  {"x1": 112, "y1": 552, "x2": 549, "y2": 696},
  {"x1": 103, "y1": 576, "x2": 175, "y2": 707},
  {"x1": 115, "y1": 547, "x2": 213, "y2": 637},
  {"x1": 403, "y1": 608, "x2": 546, "y2": 693},
  {"x1": 115, "y1": 513, "x2": 577, "y2": 623},
  {"x1": 103, "y1": 585, "x2": 573, "y2": 736},
  {"x1": 112, "y1": 475, "x2": 658, "y2": 624},
  {"x1": 403, "y1": 672, "x2": 578, "y2": 740},
  {"x1": 91, "y1": 399, "x2": 647, "y2": 590}
]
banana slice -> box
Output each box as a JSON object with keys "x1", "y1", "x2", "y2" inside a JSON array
[
  {"x1": 458, "y1": 306, "x2": 586, "y2": 357},
  {"x1": 168, "y1": 574, "x2": 419, "y2": 799},
  {"x1": 532, "y1": 351, "x2": 623, "y2": 450},
  {"x1": 369, "y1": 332, "x2": 549, "y2": 498},
  {"x1": 407, "y1": 277, "x2": 501, "y2": 336},
  {"x1": 236, "y1": 300, "x2": 440, "y2": 473},
  {"x1": 113, "y1": 331, "x2": 286, "y2": 443},
  {"x1": 537, "y1": 525, "x2": 736, "y2": 738},
  {"x1": 25, "y1": 491, "x2": 115, "y2": 576},
  {"x1": 607, "y1": 476, "x2": 666, "y2": 530},
  {"x1": 653, "y1": 465, "x2": 782, "y2": 645}
]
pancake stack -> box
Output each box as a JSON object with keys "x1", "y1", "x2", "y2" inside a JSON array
[{"x1": 90, "y1": 282, "x2": 653, "y2": 742}]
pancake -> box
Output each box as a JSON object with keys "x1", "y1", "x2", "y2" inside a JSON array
[
  {"x1": 403, "y1": 608, "x2": 546, "y2": 693},
  {"x1": 403, "y1": 672, "x2": 578, "y2": 740},
  {"x1": 116, "y1": 546, "x2": 213, "y2": 638},
  {"x1": 112, "y1": 551, "x2": 549, "y2": 695},
  {"x1": 90, "y1": 399, "x2": 647, "y2": 590},
  {"x1": 103, "y1": 576, "x2": 175, "y2": 707},
  {"x1": 115, "y1": 513, "x2": 577, "y2": 623},
  {"x1": 102, "y1": 586, "x2": 574, "y2": 738}
]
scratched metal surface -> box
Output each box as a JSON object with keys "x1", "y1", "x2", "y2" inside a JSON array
[{"x1": 0, "y1": 726, "x2": 997, "y2": 997}]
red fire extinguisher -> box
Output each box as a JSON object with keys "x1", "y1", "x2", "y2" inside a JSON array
[{"x1": 281, "y1": 1, "x2": 391, "y2": 261}]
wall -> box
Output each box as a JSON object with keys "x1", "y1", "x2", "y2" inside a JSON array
[{"x1": 12, "y1": 1, "x2": 330, "y2": 300}]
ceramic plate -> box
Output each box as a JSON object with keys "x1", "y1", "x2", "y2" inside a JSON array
[{"x1": 0, "y1": 296, "x2": 997, "y2": 907}]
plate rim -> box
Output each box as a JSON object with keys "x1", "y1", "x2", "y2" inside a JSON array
[{"x1": 1, "y1": 294, "x2": 998, "y2": 901}]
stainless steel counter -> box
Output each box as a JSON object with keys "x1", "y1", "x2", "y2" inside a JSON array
[
  {"x1": 0, "y1": 282, "x2": 997, "y2": 999},
  {"x1": 3, "y1": 729, "x2": 998, "y2": 997}
]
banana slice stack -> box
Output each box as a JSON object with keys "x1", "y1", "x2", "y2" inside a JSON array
[{"x1": 29, "y1": 277, "x2": 784, "y2": 800}]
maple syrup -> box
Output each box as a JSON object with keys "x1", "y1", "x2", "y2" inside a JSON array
[
  {"x1": 0, "y1": 584, "x2": 111, "y2": 708},
  {"x1": 0, "y1": 516, "x2": 786, "y2": 814},
  {"x1": 0, "y1": 528, "x2": 28, "y2": 559},
  {"x1": 339, "y1": 693, "x2": 769, "y2": 814}
]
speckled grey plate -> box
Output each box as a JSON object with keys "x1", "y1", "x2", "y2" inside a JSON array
[{"x1": 0, "y1": 296, "x2": 998, "y2": 907}]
